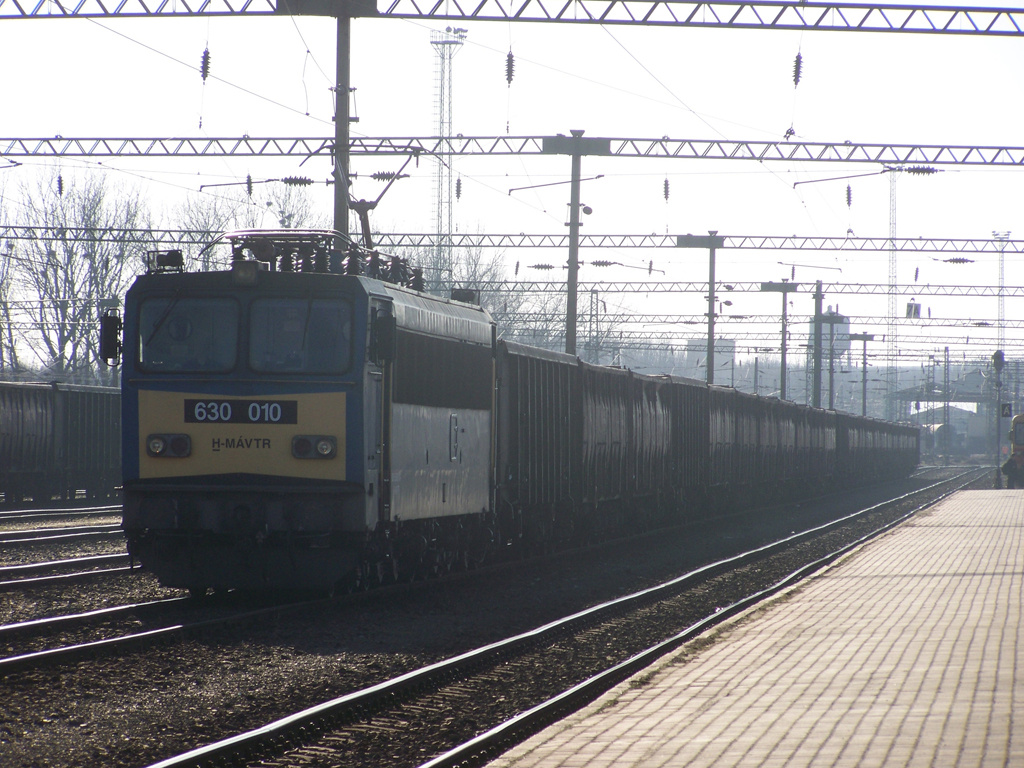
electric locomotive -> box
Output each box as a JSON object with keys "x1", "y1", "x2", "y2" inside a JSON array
[
  {"x1": 1002, "y1": 412, "x2": 1024, "y2": 487},
  {"x1": 107, "y1": 230, "x2": 495, "y2": 594}
]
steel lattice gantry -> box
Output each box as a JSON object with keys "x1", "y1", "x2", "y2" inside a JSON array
[
  {"x1": 1, "y1": 0, "x2": 1023, "y2": 36},
  {"x1": 4, "y1": 136, "x2": 1024, "y2": 165},
  {"x1": 4, "y1": 227, "x2": 1024, "y2": 255}
]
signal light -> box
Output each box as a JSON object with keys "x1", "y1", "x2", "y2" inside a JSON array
[
  {"x1": 292, "y1": 435, "x2": 336, "y2": 459},
  {"x1": 147, "y1": 433, "x2": 191, "y2": 458}
]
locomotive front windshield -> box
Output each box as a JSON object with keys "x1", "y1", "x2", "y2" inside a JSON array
[
  {"x1": 139, "y1": 297, "x2": 239, "y2": 372},
  {"x1": 250, "y1": 298, "x2": 352, "y2": 374},
  {"x1": 137, "y1": 295, "x2": 352, "y2": 375}
]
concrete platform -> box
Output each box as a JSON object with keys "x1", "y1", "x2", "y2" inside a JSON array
[{"x1": 487, "y1": 490, "x2": 1024, "y2": 768}]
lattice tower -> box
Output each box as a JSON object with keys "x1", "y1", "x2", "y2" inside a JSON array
[{"x1": 430, "y1": 28, "x2": 466, "y2": 296}]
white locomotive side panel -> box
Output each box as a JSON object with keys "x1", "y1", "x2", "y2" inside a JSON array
[{"x1": 388, "y1": 403, "x2": 491, "y2": 521}]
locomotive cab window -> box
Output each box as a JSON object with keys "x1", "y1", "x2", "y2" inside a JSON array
[
  {"x1": 249, "y1": 298, "x2": 352, "y2": 374},
  {"x1": 139, "y1": 298, "x2": 238, "y2": 372}
]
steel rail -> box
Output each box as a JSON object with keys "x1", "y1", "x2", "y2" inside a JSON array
[
  {"x1": 0, "y1": 596, "x2": 318, "y2": 674},
  {"x1": 0, "y1": 566, "x2": 136, "y2": 590},
  {"x1": 0, "y1": 524, "x2": 122, "y2": 544},
  {"x1": 0, "y1": 596, "x2": 190, "y2": 640},
  {"x1": 0, "y1": 552, "x2": 130, "y2": 579}
]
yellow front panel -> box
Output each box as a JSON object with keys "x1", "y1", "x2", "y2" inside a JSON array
[{"x1": 138, "y1": 389, "x2": 346, "y2": 480}]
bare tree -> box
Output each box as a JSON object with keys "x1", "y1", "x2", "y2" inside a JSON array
[
  {"x1": 15, "y1": 170, "x2": 148, "y2": 382},
  {"x1": 172, "y1": 191, "x2": 248, "y2": 271},
  {"x1": 246, "y1": 183, "x2": 330, "y2": 232},
  {"x1": 0, "y1": 180, "x2": 22, "y2": 374},
  {"x1": 173, "y1": 182, "x2": 331, "y2": 268}
]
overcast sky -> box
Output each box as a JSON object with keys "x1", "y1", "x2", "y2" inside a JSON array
[{"x1": 2, "y1": 10, "x2": 1023, "y2": 369}]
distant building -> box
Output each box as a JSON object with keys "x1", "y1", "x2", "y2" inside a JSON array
[{"x1": 806, "y1": 307, "x2": 850, "y2": 362}]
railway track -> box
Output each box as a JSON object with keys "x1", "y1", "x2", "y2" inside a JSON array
[
  {"x1": 0, "y1": 502, "x2": 130, "y2": 590},
  {"x1": 141, "y1": 468, "x2": 986, "y2": 768},
  {"x1": 0, "y1": 553, "x2": 134, "y2": 590},
  {"x1": 0, "y1": 594, "x2": 313, "y2": 675},
  {"x1": 0, "y1": 503, "x2": 121, "y2": 526}
]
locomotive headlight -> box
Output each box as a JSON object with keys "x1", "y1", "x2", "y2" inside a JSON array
[
  {"x1": 292, "y1": 435, "x2": 336, "y2": 459},
  {"x1": 146, "y1": 433, "x2": 191, "y2": 458}
]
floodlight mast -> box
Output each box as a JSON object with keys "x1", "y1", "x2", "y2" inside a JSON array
[
  {"x1": 541, "y1": 131, "x2": 612, "y2": 355},
  {"x1": 676, "y1": 232, "x2": 726, "y2": 386}
]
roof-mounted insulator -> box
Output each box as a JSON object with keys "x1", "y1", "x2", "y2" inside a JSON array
[
  {"x1": 506, "y1": 51, "x2": 515, "y2": 86},
  {"x1": 792, "y1": 52, "x2": 802, "y2": 87},
  {"x1": 201, "y1": 48, "x2": 211, "y2": 82}
]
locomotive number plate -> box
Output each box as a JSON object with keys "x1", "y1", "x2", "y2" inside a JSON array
[{"x1": 184, "y1": 399, "x2": 298, "y2": 424}]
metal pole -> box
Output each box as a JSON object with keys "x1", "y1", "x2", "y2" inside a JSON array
[
  {"x1": 542, "y1": 131, "x2": 612, "y2": 358},
  {"x1": 828, "y1": 322, "x2": 836, "y2": 410},
  {"x1": 813, "y1": 281, "x2": 823, "y2": 408},
  {"x1": 780, "y1": 294, "x2": 788, "y2": 400},
  {"x1": 707, "y1": 236, "x2": 717, "y2": 386},
  {"x1": 862, "y1": 340, "x2": 869, "y2": 417},
  {"x1": 994, "y1": 349, "x2": 1005, "y2": 488},
  {"x1": 334, "y1": 15, "x2": 351, "y2": 238},
  {"x1": 566, "y1": 136, "x2": 583, "y2": 356}
]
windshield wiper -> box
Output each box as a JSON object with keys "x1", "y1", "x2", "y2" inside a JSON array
[{"x1": 145, "y1": 289, "x2": 183, "y2": 346}]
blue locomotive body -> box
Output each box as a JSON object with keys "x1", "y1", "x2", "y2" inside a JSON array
[{"x1": 119, "y1": 233, "x2": 494, "y2": 593}]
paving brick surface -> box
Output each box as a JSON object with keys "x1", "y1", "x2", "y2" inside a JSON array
[{"x1": 487, "y1": 490, "x2": 1024, "y2": 768}]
